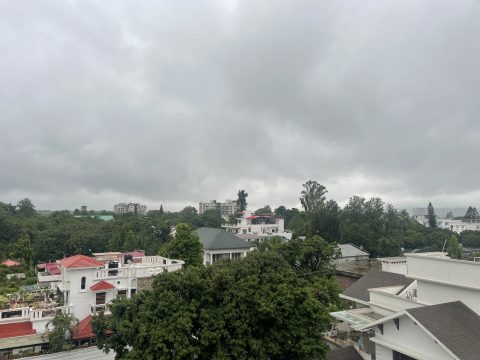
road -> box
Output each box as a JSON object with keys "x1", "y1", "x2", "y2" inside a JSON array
[{"x1": 22, "y1": 347, "x2": 115, "y2": 359}]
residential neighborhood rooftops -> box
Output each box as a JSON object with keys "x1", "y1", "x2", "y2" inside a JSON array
[
  {"x1": 58, "y1": 255, "x2": 104, "y2": 269},
  {"x1": 406, "y1": 301, "x2": 480, "y2": 360},
  {"x1": 342, "y1": 270, "x2": 414, "y2": 302},
  {"x1": 196, "y1": 227, "x2": 251, "y2": 250},
  {"x1": 327, "y1": 346, "x2": 363, "y2": 360},
  {"x1": 338, "y1": 244, "x2": 369, "y2": 258}
]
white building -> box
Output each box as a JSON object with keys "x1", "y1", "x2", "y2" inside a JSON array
[
  {"x1": 0, "y1": 251, "x2": 183, "y2": 356},
  {"x1": 195, "y1": 227, "x2": 252, "y2": 265},
  {"x1": 437, "y1": 219, "x2": 480, "y2": 234},
  {"x1": 113, "y1": 203, "x2": 147, "y2": 215},
  {"x1": 222, "y1": 210, "x2": 291, "y2": 241},
  {"x1": 330, "y1": 252, "x2": 480, "y2": 359},
  {"x1": 336, "y1": 244, "x2": 370, "y2": 264},
  {"x1": 198, "y1": 200, "x2": 239, "y2": 217}
]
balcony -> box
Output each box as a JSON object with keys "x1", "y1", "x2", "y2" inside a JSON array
[
  {"x1": 95, "y1": 257, "x2": 184, "y2": 280},
  {"x1": 37, "y1": 272, "x2": 61, "y2": 283},
  {"x1": 91, "y1": 303, "x2": 110, "y2": 314}
]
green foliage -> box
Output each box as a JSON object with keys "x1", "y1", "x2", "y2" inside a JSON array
[
  {"x1": 255, "y1": 236, "x2": 284, "y2": 252},
  {"x1": 236, "y1": 190, "x2": 248, "y2": 212},
  {"x1": 427, "y1": 202, "x2": 437, "y2": 228},
  {"x1": 459, "y1": 230, "x2": 480, "y2": 247},
  {"x1": 447, "y1": 234, "x2": 463, "y2": 259},
  {"x1": 46, "y1": 312, "x2": 78, "y2": 352},
  {"x1": 278, "y1": 235, "x2": 339, "y2": 279},
  {"x1": 300, "y1": 181, "x2": 327, "y2": 213},
  {"x1": 199, "y1": 209, "x2": 224, "y2": 228},
  {"x1": 254, "y1": 205, "x2": 273, "y2": 215},
  {"x1": 17, "y1": 198, "x2": 36, "y2": 217},
  {"x1": 465, "y1": 206, "x2": 479, "y2": 219},
  {"x1": 94, "y1": 252, "x2": 332, "y2": 360},
  {"x1": 159, "y1": 224, "x2": 203, "y2": 267}
]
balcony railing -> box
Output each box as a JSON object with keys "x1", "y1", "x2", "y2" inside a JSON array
[
  {"x1": 91, "y1": 303, "x2": 110, "y2": 314},
  {"x1": 37, "y1": 272, "x2": 61, "y2": 283},
  {"x1": 0, "y1": 305, "x2": 73, "y2": 323},
  {"x1": 95, "y1": 261, "x2": 183, "y2": 280}
]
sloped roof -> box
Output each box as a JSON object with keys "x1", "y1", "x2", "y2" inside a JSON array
[
  {"x1": 1, "y1": 260, "x2": 20, "y2": 267},
  {"x1": 338, "y1": 244, "x2": 369, "y2": 258},
  {"x1": 342, "y1": 270, "x2": 414, "y2": 302},
  {"x1": 0, "y1": 321, "x2": 35, "y2": 339},
  {"x1": 58, "y1": 255, "x2": 103, "y2": 269},
  {"x1": 196, "y1": 227, "x2": 251, "y2": 250},
  {"x1": 90, "y1": 280, "x2": 115, "y2": 291},
  {"x1": 406, "y1": 301, "x2": 480, "y2": 360},
  {"x1": 327, "y1": 346, "x2": 363, "y2": 360}
]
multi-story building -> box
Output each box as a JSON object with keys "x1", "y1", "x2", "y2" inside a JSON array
[
  {"x1": 329, "y1": 252, "x2": 480, "y2": 359},
  {"x1": 198, "y1": 200, "x2": 239, "y2": 217},
  {"x1": 0, "y1": 252, "x2": 183, "y2": 357},
  {"x1": 113, "y1": 203, "x2": 147, "y2": 215},
  {"x1": 222, "y1": 210, "x2": 291, "y2": 241}
]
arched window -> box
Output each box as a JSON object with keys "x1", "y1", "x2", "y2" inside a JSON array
[{"x1": 81, "y1": 276, "x2": 86, "y2": 290}]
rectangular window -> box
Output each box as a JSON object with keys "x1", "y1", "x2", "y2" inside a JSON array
[
  {"x1": 81, "y1": 277, "x2": 86, "y2": 290},
  {"x1": 96, "y1": 292, "x2": 106, "y2": 305},
  {"x1": 130, "y1": 289, "x2": 137, "y2": 297},
  {"x1": 117, "y1": 290, "x2": 127, "y2": 299}
]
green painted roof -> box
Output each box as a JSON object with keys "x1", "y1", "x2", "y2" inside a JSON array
[{"x1": 196, "y1": 227, "x2": 251, "y2": 250}]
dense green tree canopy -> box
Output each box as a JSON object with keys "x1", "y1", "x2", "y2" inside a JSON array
[
  {"x1": 254, "y1": 205, "x2": 273, "y2": 215},
  {"x1": 93, "y1": 251, "x2": 333, "y2": 360},
  {"x1": 427, "y1": 202, "x2": 437, "y2": 228},
  {"x1": 159, "y1": 223, "x2": 203, "y2": 267},
  {"x1": 299, "y1": 181, "x2": 327, "y2": 213}
]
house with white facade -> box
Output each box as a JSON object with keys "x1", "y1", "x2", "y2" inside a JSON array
[
  {"x1": 330, "y1": 252, "x2": 480, "y2": 359},
  {"x1": 195, "y1": 227, "x2": 252, "y2": 265},
  {"x1": 222, "y1": 210, "x2": 291, "y2": 241},
  {"x1": 0, "y1": 252, "x2": 183, "y2": 357}
]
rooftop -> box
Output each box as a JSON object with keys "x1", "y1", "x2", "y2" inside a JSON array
[
  {"x1": 406, "y1": 301, "x2": 480, "y2": 360},
  {"x1": 58, "y1": 255, "x2": 104, "y2": 269},
  {"x1": 342, "y1": 270, "x2": 414, "y2": 303},
  {"x1": 196, "y1": 227, "x2": 251, "y2": 250},
  {"x1": 327, "y1": 346, "x2": 363, "y2": 360},
  {"x1": 338, "y1": 244, "x2": 369, "y2": 258}
]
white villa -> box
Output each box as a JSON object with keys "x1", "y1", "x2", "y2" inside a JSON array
[
  {"x1": 195, "y1": 227, "x2": 252, "y2": 265},
  {"x1": 222, "y1": 210, "x2": 291, "y2": 241},
  {"x1": 329, "y1": 252, "x2": 480, "y2": 360},
  {"x1": 0, "y1": 251, "x2": 183, "y2": 357}
]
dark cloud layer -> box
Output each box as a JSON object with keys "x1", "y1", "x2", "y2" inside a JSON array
[{"x1": 1, "y1": 0, "x2": 480, "y2": 211}]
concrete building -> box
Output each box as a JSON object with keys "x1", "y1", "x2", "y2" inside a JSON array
[
  {"x1": 0, "y1": 252, "x2": 183, "y2": 357},
  {"x1": 222, "y1": 210, "x2": 291, "y2": 241},
  {"x1": 113, "y1": 203, "x2": 147, "y2": 215},
  {"x1": 330, "y1": 252, "x2": 480, "y2": 359},
  {"x1": 198, "y1": 200, "x2": 239, "y2": 217},
  {"x1": 195, "y1": 227, "x2": 252, "y2": 265},
  {"x1": 336, "y1": 244, "x2": 370, "y2": 264}
]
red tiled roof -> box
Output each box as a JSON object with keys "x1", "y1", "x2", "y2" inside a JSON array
[
  {"x1": 72, "y1": 315, "x2": 112, "y2": 340},
  {"x1": 58, "y1": 255, "x2": 103, "y2": 269},
  {"x1": 2, "y1": 260, "x2": 20, "y2": 267},
  {"x1": 0, "y1": 321, "x2": 36, "y2": 339},
  {"x1": 72, "y1": 315, "x2": 93, "y2": 340},
  {"x1": 90, "y1": 280, "x2": 115, "y2": 291}
]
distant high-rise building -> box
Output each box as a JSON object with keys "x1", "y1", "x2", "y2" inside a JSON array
[
  {"x1": 199, "y1": 200, "x2": 239, "y2": 217},
  {"x1": 114, "y1": 203, "x2": 147, "y2": 215},
  {"x1": 81, "y1": 205, "x2": 87, "y2": 213}
]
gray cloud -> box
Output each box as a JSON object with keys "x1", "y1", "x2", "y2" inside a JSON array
[{"x1": 1, "y1": 0, "x2": 480, "y2": 211}]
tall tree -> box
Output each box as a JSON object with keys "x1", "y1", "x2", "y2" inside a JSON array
[
  {"x1": 465, "y1": 206, "x2": 479, "y2": 219},
  {"x1": 447, "y1": 234, "x2": 463, "y2": 259},
  {"x1": 236, "y1": 190, "x2": 248, "y2": 211},
  {"x1": 300, "y1": 181, "x2": 327, "y2": 213},
  {"x1": 159, "y1": 223, "x2": 203, "y2": 267},
  {"x1": 93, "y1": 252, "x2": 333, "y2": 360},
  {"x1": 427, "y1": 202, "x2": 437, "y2": 228},
  {"x1": 16, "y1": 198, "x2": 36, "y2": 217},
  {"x1": 159, "y1": 204, "x2": 164, "y2": 214}
]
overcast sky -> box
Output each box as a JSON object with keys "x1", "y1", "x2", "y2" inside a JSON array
[{"x1": 1, "y1": 0, "x2": 480, "y2": 212}]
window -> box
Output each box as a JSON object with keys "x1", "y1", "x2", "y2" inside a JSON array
[
  {"x1": 117, "y1": 290, "x2": 127, "y2": 299},
  {"x1": 81, "y1": 277, "x2": 86, "y2": 290},
  {"x1": 130, "y1": 289, "x2": 136, "y2": 297},
  {"x1": 96, "y1": 292, "x2": 106, "y2": 305}
]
